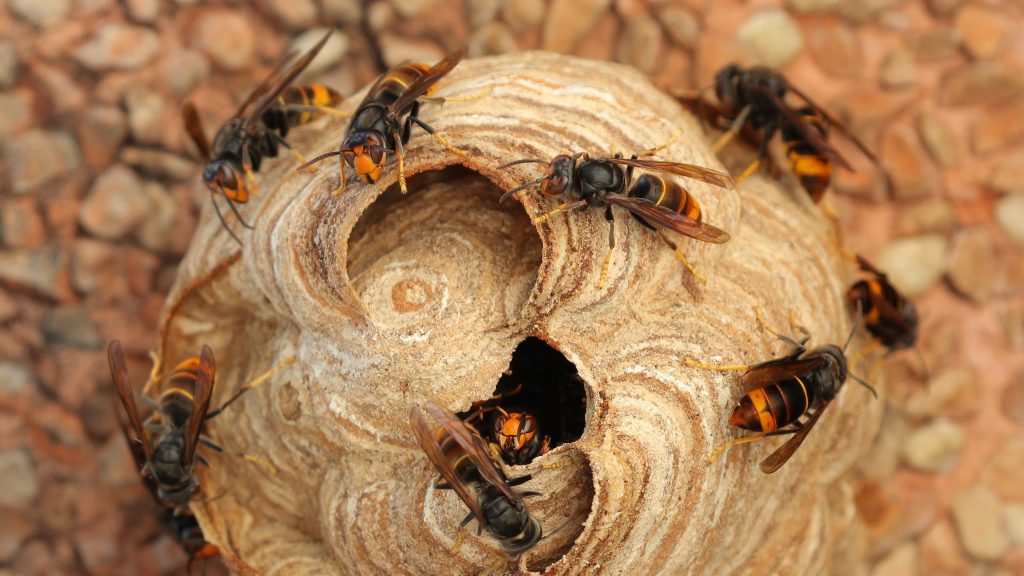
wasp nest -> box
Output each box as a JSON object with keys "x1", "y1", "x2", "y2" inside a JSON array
[{"x1": 159, "y1": 52, "x2": 882, "y2": 575}]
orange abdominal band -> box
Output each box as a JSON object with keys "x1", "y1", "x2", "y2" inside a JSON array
[
  {"x1": 310, "y1": 84, "x2": 335, "y2": 106},
  {"x1": 683, "y1": 193, "x2": 701, "y2": 221},
  {"x1": 162, "y1": 387, "x2": 195, "y2": 402},
  {"x1": 172, "y1": 357, "x2": 201, "y2": 373},
  {"x1": 788, "y1": 152, "x2": 831, "y2": 178},
  {"x1": 864, "y1": 281, "x2": 884, "y2": 323},
  {"x1": 748, "y1": 389, "x2": 778, "y2": 432}
]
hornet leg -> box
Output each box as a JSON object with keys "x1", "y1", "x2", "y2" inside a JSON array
[
  {"x1": 708, "y1": 432, "x2": 765, "y2": 464},
  {"x1": 640, "y1": 128, "x2": 682, "y2": 157},
  {"x1": 198, "y1": 436, "x2": 277, "y2": 474},
  {"x1": 531, "y1": 199, "x2": 588, "y2": 224},
  {"x1": 598, "y1": 207, "x2": 616, "y2": 289},
  {"x1": 656, "y1": 229, "x2": 706, "y2": 283},
  {"x1": 409, "y1": 115, "x2": 468, "y2": 158},
  {"x1": 419, "y1": 86, "x2": 492, "y2": 104},
  {"x1": 735, "y1": 121, "x2": 777, "y2": 185},
  {"x1": 273, "y1": 133, "x2": 318, "y2": 174},
  {"x1": 848, "y1": 338, "x2": 881, "y2": 373},
  {"x1": 755, "y1": 307, "x2": 809, "y2": 342},
  {"x1": 708, "y1": 428, "x2": 799, "y2": 465},
  {"x1": 394, "y1": 129, "x2": 409, "y2": 194},
  {"x1": 711, "y1": 105, "x2": 752, "y2": 154},
  {"x1": 205, "y1": 356, "x2": 297, "y2": 419},
  {"x1": 142, "y1": 349, "x2": 162, "y2": 397}
]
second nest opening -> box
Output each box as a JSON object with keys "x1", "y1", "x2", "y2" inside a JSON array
[{"x1": 460, "y1": 337, "x2": 587, "y2": 466}]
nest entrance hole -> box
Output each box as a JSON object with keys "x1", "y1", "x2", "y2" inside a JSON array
[
  {"x1": 344, "y1": 167, "x2": 543, "y2": 322},
  {"x1": 459, "y1": 337, "x2": 587, "y2": 463},
  {"x1": 345, "y1": 166, "x2": 542, "y2": 281}
]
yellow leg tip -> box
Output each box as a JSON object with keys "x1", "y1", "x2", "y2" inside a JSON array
[
  {"x1": 684, "y1": 261, "x2": 707, "y2": 283},
  {"x1": 440, "y1": 86, "x2": 493, "y2": 103},
  {"x1": 710, "y1": 134, "x2": 732, "y2": 155},
  {"x1": 243, "y1": 454, "x2": 278, "y2": 475},
  {"x1": 838, "y1": 244, "x2": 858, "y2": 263},
  {"x1": 145, "y1": 349, "x2": 162, "y2": 390},
  {"x1": 755, "y1": 306, "x2": 783, "y2": 338},
  {"x1": 707, "y1": 440, "x2": 738, "y2": 465},
  {"x1": 291, "y1": 148, "x2": 318, "y2": 173},
  {"x1": 733, "y1": 159, "x2": 762, "y2": 186},
  {"x1": 243, "y1": 164, "x2": 261, "y2": 199},
  {"x1": 433, "y1": 132, "x2": 467, "y2": 157},
  {"x1": 787, "y1": 309, "x2": 807, "y2": 336},
  {"x1": 675, "y1": 251, "x2": 706, "y2": 283},
  {"x1": 451, "y1": 529, "x2": 466, "y2": 554},
  {"x1": 541, "y1": 459, "x2": 570, "y2": 471},
  {"x1": 821, "y1": 199, "x2": 841, "y2": 221},
  {"x1": 397, "y1": 153, "x2": 409, "y2": 194},
  {"x1": 643, "y1": 128, "x2": 683, "y2": 156},
  {"x1": 598, "y1": 248, "x2": 614, "y2": 289}
]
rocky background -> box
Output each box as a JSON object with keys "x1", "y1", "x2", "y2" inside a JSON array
[{"x1": 0, "y1": 0, "x2": 1021, "y2": 574}]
